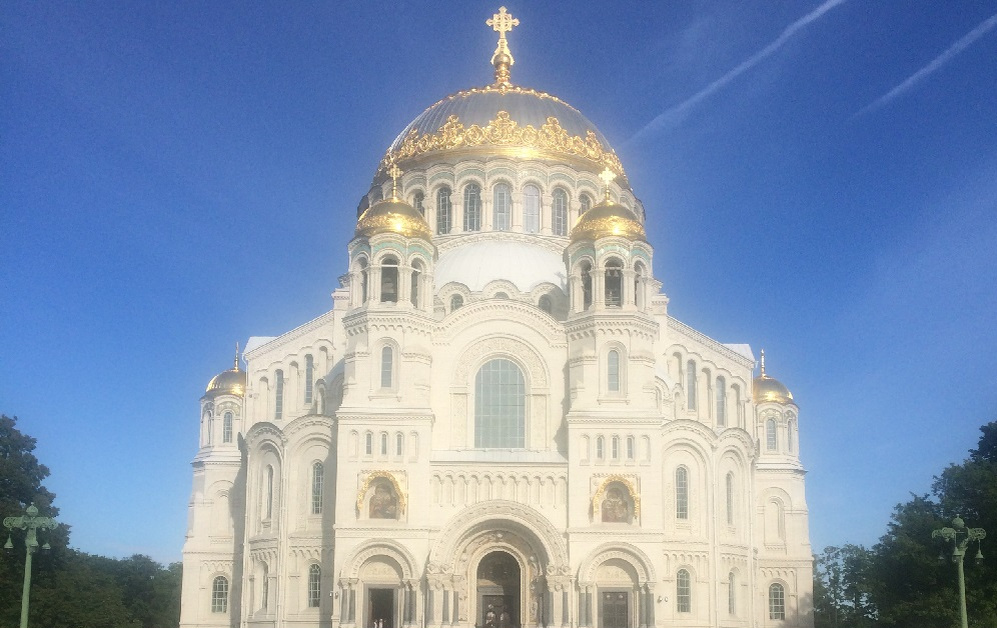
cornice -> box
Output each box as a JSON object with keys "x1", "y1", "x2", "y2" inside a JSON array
[
  {"x1": 244, "y1": 310, "x2": 337, "y2": 360},
  {"x1": 667, "y1": 316, "x2": 755, "y2": 369}
]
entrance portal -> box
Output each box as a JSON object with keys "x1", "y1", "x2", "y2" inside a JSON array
[
  {"x1": 598, "y1": 590, "x2": 629, "y2": 628},
  {"x1": 368, "y1": 588, "x2": 395, "y2": 628},
  {"x1": 477, "y1": 551, "x2": 520, "y2": 628}
]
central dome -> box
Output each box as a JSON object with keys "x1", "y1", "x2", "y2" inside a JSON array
[{"x1": 375, "y1": 85, "x2": 628, "y2": 187}]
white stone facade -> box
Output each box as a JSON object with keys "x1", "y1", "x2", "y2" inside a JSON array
[{"x1": 180, "y1": 31, "x2": 814, "y2": 628}]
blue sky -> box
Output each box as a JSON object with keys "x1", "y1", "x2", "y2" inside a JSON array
[{"x1": 2, "y1": 1, "x2": 996, "y2": 564}]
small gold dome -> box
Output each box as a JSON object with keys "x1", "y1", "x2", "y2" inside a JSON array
[
  {"x1": 204, "y1": 367, "x2": 246, "y2": 398},
  {"x1": 356, "y1": 198, "x2": 432, "y2": 240},
  {"x1": 753, "y1": 374, "x2": 794, "y2": 405},
  {"x1": 570, "y1": 199, "x2": 646, "y2": 242}
]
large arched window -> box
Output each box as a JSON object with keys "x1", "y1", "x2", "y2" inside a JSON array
[
  {"x1": 474, "y1": 358, "x2": 526, "y2": 448},
  {"x1": 380, "y1": 256, "x2": 399, "y2": 303},
  {"x1": 413, "y1": 191, "x2": 425, "y2": 215},
  {"x1": 766, "y1": 418, "x2": 778, "y2": 451},
  {"x1": 686, "y1": 361, "x2": 697, "y2": 410},
  {"x1": 464, "y1": 183, "x2": 482, "y2": 231},
  {"x1": 728, "y1": 573, "x2": 736, "y2": 616},
  {"x1": 552, "y1": 188, "x2": 568, "y2": 235},
  {"x1": 308, "y1": 564, "x2": 321, "y2": 608},
  {"x1": 675, "y1": 466, "x2": 689, "y2": 519},
  {"x1": 523, "y1": 184, "x2": 540, "y2": 233},
  {"x1": 607, "y1": 350, "x2": 620, "y2": 392},
  {"x1": 493, "y1": 183, "x2": 511, "y2": 231},
  {"x1": 580, "y1": 193, "x2": 593, "y2": 215},
  {"x1": 769, "y1": 583, "x2": 786, "y2": 620},
  {"x1": 380, "y1": 346, "x2": 394, "y2": 389},
  {"x1": 222, "y1": 412, "x2": 233, "y2": 443},
  {"x1": 311, "y1": 462, "x2": 324, "y2": 515},
  {"x1": 211, "y1": 576, "x2": 229, "y2": 613},
  {"x1": 725, "y1": 472, "x2": 734, "y2": 525},
  {"x1": 716, "y1": 376, "x2": 726, "y2": 427},
  {"x1": 305, "y1": 355, "x2": 314, "y2": 405},
  {"x1": 436, "y1": 187, "x2": 452, "y2": 234},
  {"x1": 274, "y1": 370, "x2": 284, "y2": 420},
  {"x1": 676, "y1": 569, "x2": 691, "y2": 613}
]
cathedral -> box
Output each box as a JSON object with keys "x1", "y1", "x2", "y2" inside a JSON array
[{"x1": 180, "y1": 9, "x2": 814, "y2": 628}]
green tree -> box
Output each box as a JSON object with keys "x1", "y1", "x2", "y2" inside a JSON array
[{"x1": 814, "y1": 544, "x2": 877, "y2": 628}]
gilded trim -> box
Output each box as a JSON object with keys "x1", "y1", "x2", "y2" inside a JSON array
[
  {"x1": 356, "y1": 470, "x2": 407, "y2": 515},
  {"x1": 591, "y1": 474, "x2": 640, "y2": 518}
]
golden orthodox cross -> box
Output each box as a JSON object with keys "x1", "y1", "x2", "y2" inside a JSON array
[
  {"x1": 487, "y1": 7, "x2": 519, "y2": 41},
  {"x1": 599, "y1": 167, "x2": 616, "y2": 200},
  {"x1": 388, "y1": 163, "x2": 402, "y2": 200}
]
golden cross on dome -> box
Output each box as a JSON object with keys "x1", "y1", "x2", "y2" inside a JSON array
[
  {"x1": 487, "y1": 7, "x2": 519, "y2": 86},
  {"x1": 387, "y1": 162, "x2": 402, "y2": 200},
  {"x1": 599, "y1": 167, "x2": 616, "y2": 200},
  {"x1": 759, "y1": 349, "x2": 766, "y2": 376},
  {"x1": 234, "y1": 342, "x2": 241, "y2": 370}
]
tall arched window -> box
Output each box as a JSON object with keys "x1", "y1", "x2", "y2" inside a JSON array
[
  {"x1": 305, "y1": 355, "x2": 314, "y2": 405},
  {"x1": 450, "y1": 294, "x2": 463, "y2": 311},
  {"x1": 580, "y1": 193, "x2": 593, "y2": 215},
  {"x1": 436, "y1": 187, "x2": 452, "y2": 234},
  {"x1": 274, "y1": 371, "x2": 284, "y2": 420},
  {"x1": 788, "y1": 419, "x2": 796, "y2": 453},
  {"x1": 396, "y1": 432, "x2": 404, "y2": 456},
  {"x1": 358, "y1": 258, "x2": 369, "y2": 303},
  {"x1": 676, "y1": 569, "x2": 691, "y2": 613},
  {"x1": 474, "y1": 359, "x2": 526, "y2": 448},
  {"x1": 716, "y1": 376, "x2": 726, "y2": 427},
  {"x1": 605, "y1": 258, "x2": 623, "y2": 307},
  {"x1": 265, "y1": 465, "x2": 274, "y2": 519},
  {"x1": 308, "y1": 564, "x2": 321, "y2": 608},
  {"x1": 733, "y1": 384, "x2": 742, "y2": 426},
  {"x1": 311, "y1": 462, "x2": 324, "y2": 515},
  {"x1": 493, "y1": 183, "x2": 511, "y2": 231},
  {"x1": 523, "y1": 184, "x2": 540, "y2": 233},
  {"x1": 607, "y1": 350, "x2": 620, "y2": 392},
  {"x1": 686, "y1": 361, "x2": 697, "y2": 410},
  {"x1": 728, "y1": 573, "x2": 736, "y2": 615},
  {"x1": 211, "y1": 576, "x2": 229, "y2": 613},
  {"x1": 581, "y1": 262, "x2": 593, "y2": 309},
  {"x1": 206, "y1": 412, "x2": 214, "y2": 445},
  {"x1": 725, "y1": 472, "x2": 734, "y2": 525},
  {"x1": 596, "y1": 436, "x2": 605, "y2": 459},
  {"x1": 381, "y1": 256, "x2": 399, "y2": 303},
  {"x1": 365, "y1": 432, "x2": 373, "y2": 455},
  {"x1": 626, "y1": 436, "x2": 635, "y2": 460},
  {"x1": 223, "y1": 412, "x2": 233, "y2": 443},
  {"x1": 634, "y1": 262, "x2": 645, "y2": 308},
  {"x1": 380, "y1": 432, "x2": 388, "y2": 455},
  {"x1": 411, "y1": 260, "x2": 423, "y2": 307},
  {"x1": 766, "y1": 418, "x2": 778, "y2": 451},
  {"x1": 413, "y1": 191, "x2": 425, "y2": 215},
  {"x1": 261, "y1": 563, "x2": 269, "y2": 610},
  {"x1": 769, "y1": 583, "x2": 785, "y2": 620},
  {"x1": 464, "y1": 183, "x2": 482, "y2": 231},
  {"x1": 381, "y1": 346, "x2": 394, "y2": 389},
  {"x1": 675, "y1": 466, "x2": 689, "y2": 519},
  {"x1": 552, "y1": 188, "x2": 568, "y2": 235}
]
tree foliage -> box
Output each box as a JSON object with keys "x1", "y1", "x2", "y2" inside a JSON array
[
  {"x1": 814, "y1": 421, "x2": 997, "y2": 628},
  {"x1": 0, "y1": 415, "x2": 181, "y2": 628}
]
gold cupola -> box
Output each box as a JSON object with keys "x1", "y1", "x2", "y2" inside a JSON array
[
  {"x1": 355, "y1": 164, "x2": 432, "y2": 240},
  {"x1": 204, "y1": 346, "x2": 247, "y2": 399},
  {"x1": 753, "y1": 350, "x2": 795, "y2": 405},
  {"x1": 570, "y1": 168, "x2": 647, "y2": 242}
]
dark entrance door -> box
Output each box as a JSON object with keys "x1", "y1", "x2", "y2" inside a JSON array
[
  {"x1": 477, "y1": 551, "x2": 520, "y2": 628},
  {"x1": 368, "y1": 588, "x2": 395, "y2": 628},
  {"x1": 599, "y1": 591, "x2": 629, "y2": 628}
]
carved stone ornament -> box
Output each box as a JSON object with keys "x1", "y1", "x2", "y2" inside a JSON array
[{"x1": 378, "y1": 111, "x2": 627, "y2": 182}]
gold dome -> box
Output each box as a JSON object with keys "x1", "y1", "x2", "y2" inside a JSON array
[
  {"x1": 204, "y1": 367, "x2": 246, "y2": 398},
  {"x1": 356, "y1": 198, "x2": 432, "y2": 240},
  {"x1": 752, "y1": 350, "x2": 794, "y2": 404},
  {"x1": 570, "y1": 199, "x2": 646, "y2": 242}
]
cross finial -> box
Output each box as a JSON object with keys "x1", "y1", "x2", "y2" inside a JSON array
[
  {"x1": 487, "y1": 7, "x2": 519, "y2": 86},
  {"x1": 387, "y1": 163, "x2": 402, "y2": 200},
  {"x1": 760, "y1": 349, "x2": 766, "y2": 376},
  {"x1": 598, "y1": 167, "x2": 616, "y2": 201},
  {"x1": 234, "y1": 342, "x2": 241, "y2": 370}
]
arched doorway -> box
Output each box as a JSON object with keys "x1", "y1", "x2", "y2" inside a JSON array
[{"x1": 477, "y1": 551, "x2": 520, "y2": 628}]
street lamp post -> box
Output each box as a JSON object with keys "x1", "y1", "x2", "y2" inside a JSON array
[
  {"x1": 932, "y1": 515, "x2": 986, "y2": 628},
  {"x1": 3, "y1": 502, "x2": 58, "y2": 628}
]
